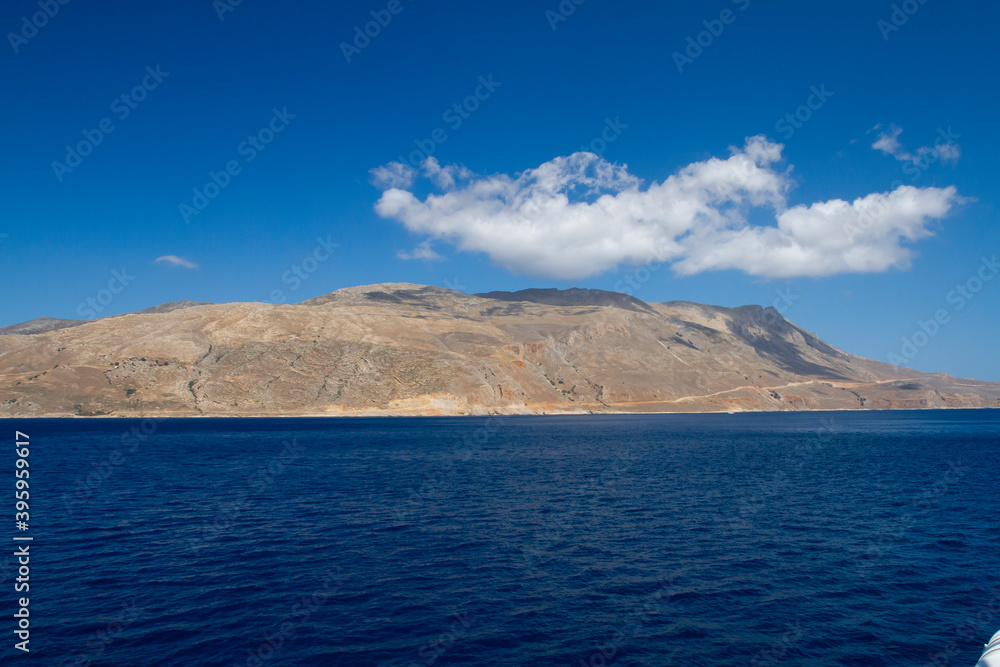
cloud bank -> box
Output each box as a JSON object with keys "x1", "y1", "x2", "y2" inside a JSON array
[{"x1": 371, "y1": 137, "x2": 961, "y2": 280}]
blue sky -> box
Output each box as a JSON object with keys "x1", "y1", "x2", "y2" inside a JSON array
[{"x1": 2, "y1": 0, "x2": 998, "y2": 380}]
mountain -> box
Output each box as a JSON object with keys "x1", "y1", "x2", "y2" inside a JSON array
[{"x1": 1, "y1": 283, "x2": 998, "y2": 417}]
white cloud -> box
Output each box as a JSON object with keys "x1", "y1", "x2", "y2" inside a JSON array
[
  {"x1": 372, "y1": 137, "x2": 963, "y2": 280},
  {"x1": 935, "y1": 142, "x2": 961, "y2": 165},
  {"x1": 872, "y1": 124, "x2": 905, "y2": 157},
  {"x1": 422, "y1": 156, "x2": 473, "y2": 190},
  {"x1": 154, "y1": 255, "x2": 198, "y2": 269},
  {"x1": 872, "y1": 124, "x2": 961, "y2": 167},
  {"x1": 370, "y1": 162, "x2": 416, "y2": 190},
  {"x1": 673, "y1": 185, "x2": 958, "y2": 278},
  {"x1": 397, "y1": 240, "x2": 444, "y2": 262}
]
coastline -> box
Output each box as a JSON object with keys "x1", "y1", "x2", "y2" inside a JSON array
[{"x1": 4, "y1": 405, "x2": 999, "y2": 419}]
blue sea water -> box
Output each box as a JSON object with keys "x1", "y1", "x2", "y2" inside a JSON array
[{"x1": 3, "y1": 410, "x2": 999, "y2": 666}]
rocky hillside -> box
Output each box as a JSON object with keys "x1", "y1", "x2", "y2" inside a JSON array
[{"x1": 1, "y1": 283, "x2": 998, "y2": 417}]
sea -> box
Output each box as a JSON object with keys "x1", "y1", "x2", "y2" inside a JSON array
[{"x1": 3, "y1": 410, "x2": 998, "y2": 666}]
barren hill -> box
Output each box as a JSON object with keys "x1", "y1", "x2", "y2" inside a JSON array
[{"x1": 1, "y1": 283, "x2": 998, "y2": 417}]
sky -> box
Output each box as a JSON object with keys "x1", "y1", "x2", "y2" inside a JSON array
[{"x1": 2, "y1": 0, "x2": 998, "y2": 380}]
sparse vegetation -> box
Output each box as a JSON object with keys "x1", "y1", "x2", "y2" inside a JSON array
[{"x1": 73, "y1": 404, "x2": 108, "y2": 416}]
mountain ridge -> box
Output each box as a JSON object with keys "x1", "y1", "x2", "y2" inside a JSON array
[{"x1": 0, "y1": 301, "x2": 212, "y2": 336}]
